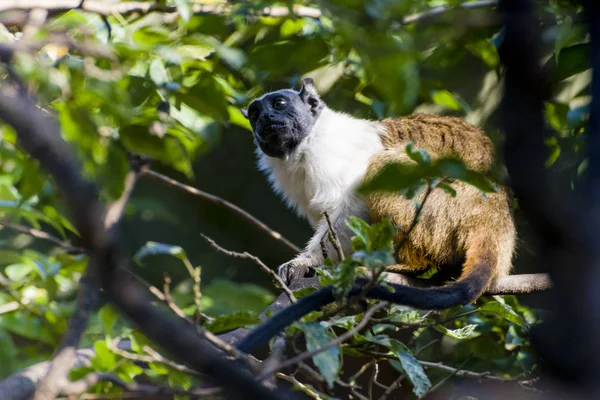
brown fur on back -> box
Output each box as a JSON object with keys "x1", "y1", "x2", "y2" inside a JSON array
[
  {"x1": 380, "y1": 114, "x2": 496, "y2": 173},
  {"x1": 367, "y1": 115, "x2": 516, "y2": 285}
]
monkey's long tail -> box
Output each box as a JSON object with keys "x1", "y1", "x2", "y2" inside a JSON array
[{"x1": 237, "y1": 239, "x2": 496, "y2": 353}]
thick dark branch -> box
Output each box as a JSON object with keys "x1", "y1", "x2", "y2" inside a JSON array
[
  {"x1": 0, "y1": 86, "x2": 285, "y2": 399},
  {"x1": 33, "y1": 168, "x2": 140, "y2": 400},
  {"x1": 217, "y1": 273, "x2": 551, "y2": 348}
]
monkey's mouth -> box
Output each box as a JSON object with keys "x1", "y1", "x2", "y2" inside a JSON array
[{"x1": 255, "y1": 128, "x2": 295, "y2": 159}]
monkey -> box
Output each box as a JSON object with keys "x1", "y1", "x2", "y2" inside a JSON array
[{"x1": 236, "y1": 77, "x2": 516, "y2": 353}]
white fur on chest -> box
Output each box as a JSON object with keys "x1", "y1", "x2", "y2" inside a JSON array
[{"x1": 257, "y1": 108, "x2": 385, "y2": 226}]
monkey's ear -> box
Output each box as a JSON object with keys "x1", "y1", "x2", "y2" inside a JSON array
[
  {"x1": 241, "y1": 108, "x2": 248, "y2": 119},
  {"x1": 299, "y1": 77, "x2": 322, "y2": 115}
]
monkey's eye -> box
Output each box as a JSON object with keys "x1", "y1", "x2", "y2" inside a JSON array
[{"x1": 273, "y1": 98, "x2": 287, "y2": 110}]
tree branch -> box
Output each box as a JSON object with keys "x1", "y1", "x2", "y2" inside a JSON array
[
  {"x1": 0, "y1": 221, "x2": 84, "y2": 253},
  {"x1": 201, "y1": 233, "x2": 297, "y2": 303},
  {"x1": 217, "y1": 272, "x2": 552, "y2": 348},
  {"x1": 143, "y1": 169, "x2": 301, "y2": 253},
  {"x1": 401, "y1": 0, "x2": 498, "y2": 25},
  {"x1": 0, "y1": 83, "x2": 285, "y2": 399},
  {"x1": 258, "y1": 301, "x2": 389, "y2": 380},
  {"x1": 33, "y1": 160, "x2": 140, "y2": 400},
  {"x1": 0, "y1": 1, "x2": 322, "y2": 19}
]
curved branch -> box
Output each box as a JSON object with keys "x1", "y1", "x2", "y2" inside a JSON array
[
  {"x1": 144, "y1": 169, "x2": 301, "y2": 253},
  {"x1": 0, "y1": 85, "x2": 284, "y2": 399},
  {"x1": 216, "y1": 272, "x2": 552, "y2": 348}
]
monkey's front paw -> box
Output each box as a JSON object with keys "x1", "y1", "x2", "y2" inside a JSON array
[{"x1": 277, "y1": 260, "x2": 312, "y2": 285}]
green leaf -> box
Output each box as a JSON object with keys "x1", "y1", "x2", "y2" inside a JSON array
[
  {"x1": 174, "y1": 0, "x2": 191, "y2": 22},
  {"x1": 299, "y1": 322, "x2": 340, "y2": 389},
  {"x1": 201, "y1": 279, "x2": 275, "y2": 315},
  {"x1": 543, "y1": 43, "x2": 590, "y2": 83},
  {"x1": 178, "y1": 76, "x2": 230, "y2": 121},
  {"x1": 204, "y1": 311, "x2": 261, "y2": 333},
  {"x1": 92, "y1": 340, "x2": 118, "y2": 371},
  {"x1": 346, "y1": 216, "x2": 371, "y2": 247},
  {"x1": 333, "y1": 258, "x2": 357, "y2": 299},
  {"x1": 5, "y1": 263, "x2": 33, "y2": 281},
  {"x1": 352, "y1": 249, "x2": 395, "y2": 269},
  {"x1": 434, "y1": 324, "x2": 478, "y2": 340},
  {"x1": 431, "y1": 90, "x2": 462, "y2": 111},
  {"x1": 18, "y1": 159, "x2": 47, "y2": 200},
  {"x1": 388, "y1": 340, "x2": 431, "y2": 398},
  {"x1": 133, "y1": 241, "x2": 187, "y2": 265},
  {"x1": 554, "y1": 16, "x2": 573, "y2": 63},
  {"x1": 99, "y1": 304, "x2": 120, "y2": 336},
  {"x1": 466, "y1": 39, "x2": 500, "y2": 69},
  {"x1": 0, "y1": 329, "x2": 17, "y2": 377},
  {"x1": 479, "y1": 300, "x2": 526, "y2": 327},
  {"x1": 0, "y1": 250, "x2": 24, "y2": 266},
  {"x1": 405, "y1": 142, "x2": 431, "y2": 165}
]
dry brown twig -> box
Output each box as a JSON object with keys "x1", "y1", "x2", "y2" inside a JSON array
[
  {"x1": 323, "y1": 211, "x2": 345, "y2": 261},
  {"x1": 201, "y1": 233, "x2": 297, "y2": 303},
  {"x1": 145, "y1": 169, "x2": 301, "y2": 253}
]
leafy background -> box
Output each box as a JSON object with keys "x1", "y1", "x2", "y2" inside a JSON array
[{"x1": 0, "y1": 0, "x2": 590, "y2": 398}]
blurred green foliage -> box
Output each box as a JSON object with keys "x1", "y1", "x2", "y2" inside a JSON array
[{"x1": 0, "y1": 0, "x2": 592, "y2": 398}]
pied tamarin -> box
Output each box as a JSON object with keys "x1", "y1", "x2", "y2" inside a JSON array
[{"x1": 237, "y1": 78, "x2": 516, "y2": 353}]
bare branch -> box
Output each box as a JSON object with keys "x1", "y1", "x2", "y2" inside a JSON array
[
  {"x1": 103, "y1": 170, "x2": 139, "y2": 230},
  {"x1": 419, "y1": 360, "x2": 535, "y2": 386},
  {"x1": 0, "y1": 1, "x2": 322, "y2": 20},
  {"x1": 201, "y1": 233, "x2": 297, "y2": 303},
  {"x1": 258, "y1": 301, "x2": 389, "y2": 380},
  {"x1": 0, "y1": 221, "x2": 84, "y2": 253},
  {"x1": 401, "y1": 0, "x2": 498, "y2": 25},
  {"x1": 59, "y1": 372, "x2": 221, "y2": 397},
  {"x1": 144, "y1": 169, "x2": 300, "y2": 253},
  {"x1": 0, "y1": 81, "x2": 284, "y2": 399},
  {"x1": 323, "y1": 211, "x2": 345, "y2": 261}
]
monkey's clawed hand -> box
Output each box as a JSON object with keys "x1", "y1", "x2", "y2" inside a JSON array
[{"x1": 277, "y1": 258, "x2": 314, "y2": 285}]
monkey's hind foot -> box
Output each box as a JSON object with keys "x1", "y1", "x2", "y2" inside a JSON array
[{"x1": 277, "y1": 259, "x2": 314, "y2": 285}]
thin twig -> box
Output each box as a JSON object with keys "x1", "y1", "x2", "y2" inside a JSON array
[
  {"x1": 260, "y1": 337, "x2": 287, "y2": 389},
  {"x1": 401, "y1": 0, "x2": 498, "y2": 25},
  {"x1": 378, "y1": 373, "x2": 405, "y2": 400},
  {"x1": 109, "y1": 346, "x2": 203, "y2": 378},
  {"x1": 59, "y1": 371, "x2": 221, "y2": 397},
  {"x1": 144, "y1": 169, "x2": 300, "y2": 253},
  {"x1": 423, "y1": 355, "x2": 472, "y2": 397},
  {"x1": 0, "y1": 221, "x2": 84, "y2": 253},
  {"x1": 103, "y1": 170, "x2": 138, "y2": 230},
  {"x1": 162, "y1": 274, "x2": 189, "y2": 321},
  {"x1": 201, "y1": 233, "x2": 297, "y2": 303},
  {"x1": 419, "y1": 360, "x2": 520, "y2": 383},
  {"x1": 369, "y1": 361, "x2": 379, "y2": 400},
  {"x1": 259, "y1": 301, "x2": 389, "y2": 380},
  {"x1": 179, "y1": 257, "x2": 205, "y2": 324},
  {"x1": 323, "y1": 211, "x2": 345, "y2": 261}
]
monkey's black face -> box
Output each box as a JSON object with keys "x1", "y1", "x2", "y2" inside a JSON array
[{"x1": 243, "y1": 79, "x2": 324, "y2": 158}]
